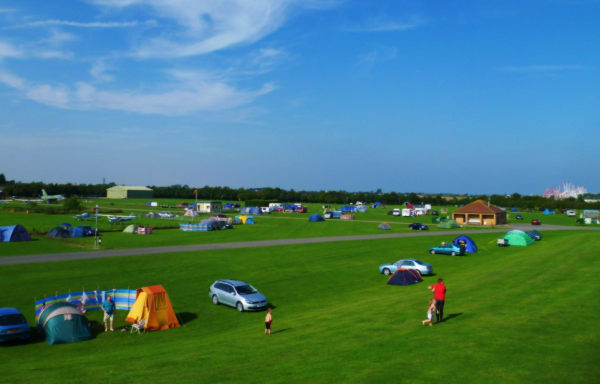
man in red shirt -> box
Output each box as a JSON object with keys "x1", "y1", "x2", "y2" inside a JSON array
[{"x1": 428, "y1": 278, "x2": 446, "y2": 323}]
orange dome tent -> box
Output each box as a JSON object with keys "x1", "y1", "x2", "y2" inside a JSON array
[{"x1": 125, "y1": 285, "x2": 180, "y2": 331}]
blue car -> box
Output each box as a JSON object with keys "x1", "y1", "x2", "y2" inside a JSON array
[
  {"x1": 0, "y1": 308, "x2": 30, "y2": 343},
  {"x1": 429, "y1": 243, "x2": 465, "y2": 256},
  {"x1": 379, "y1": 258, "x2": 433, "y2": 276}
]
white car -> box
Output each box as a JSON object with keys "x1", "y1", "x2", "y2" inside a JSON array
[
  {"x1": 566, "y1": 210, "x2": 576, "y2": 217},
  {"x1": 158, "y1": 212, "x2": 174, "y2": 218}
]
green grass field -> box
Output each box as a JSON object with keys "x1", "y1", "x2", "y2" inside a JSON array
[
  {"x1": 1, "y1": 228, "x2": 599, "y2": 383},
  {"x1": 0, "y1": 199, "x2": 586, "y2": 257}
]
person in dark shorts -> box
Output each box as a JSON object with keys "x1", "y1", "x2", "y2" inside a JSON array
[
  {"x1": 265, "y1": 308, "x2": 272, "y2": 335},
  {"x1": 428, "y1": 278, "x2": 446, "y2": 323}
]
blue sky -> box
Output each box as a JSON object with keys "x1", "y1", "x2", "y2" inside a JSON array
[{"x1": 0, "y1": 0, "x2": 598, "y2": 195}]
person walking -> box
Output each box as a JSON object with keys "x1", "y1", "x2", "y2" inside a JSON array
[
  {"x1": 102, "y1": 295, "x2": 115, "y2": 332},
  {"x1": 422, "y1": 298, "x2": 437, "y2": 326},
  {"x1": 428, "y1": 278, "x2": 446, "y2": 323},
  {"x1": 265, "y1": 308, "x2": 273, "y2": 335}
]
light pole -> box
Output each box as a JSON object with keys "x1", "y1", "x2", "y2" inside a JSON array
[{"x1": 94, "y1": 204, "x2": 99, "y2": 249}]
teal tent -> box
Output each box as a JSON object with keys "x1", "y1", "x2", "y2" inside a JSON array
[
  {"x1": 36, "y1": 302, "x2": 92, "y2": 345},
  {"x1": 438, "y1": 219, "x2": 459, "y2": 229},
  {"x1": 504, "y1": 230, "x2": 534, "y2": 246}
]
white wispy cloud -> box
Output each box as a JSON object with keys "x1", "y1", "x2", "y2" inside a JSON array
[
  {"x1": 90, "y1": 61, "x2": 115, "y2": 83},
  {"x1": 0, "y1": 69, "x2": 274, "y2": 115},
  {"x1": 17, "y1": 19, "x2": 144, "y2": 28},
  {"x1": 92, "y1": 0, "x2": 298, "y2": 58},
  {"x1": 344, "y1": 17, "x2": 425, "y2": 33},
  {"x1": 358, "y1": 47, "x2": 398, "y2": 64},
  {"x1": 497, "y1": 65, "x2": 590, "y2": 73},
  {"x1": 0, "y1": 40, "x2": 23, "y2": 59}
]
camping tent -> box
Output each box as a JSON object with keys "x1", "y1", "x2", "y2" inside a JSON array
[
  {"x1": 125, "y1": 285, "x2": 180, "y2": 332},
  {"x1": 70, "y1": 226, "x2": 96, "y2": 237},
  {"x1": 378, "y1": 222, "x2": 391, "y2": 230},
  {"x1": 543, "y1": 208, "x2": 554, "y2": 215},
  {"x1": 0, "y1": 225, "x2": 32, "y2": 242},
  {"x1": 372, "y1": 201, "x2": 382, "y2": 208},
  {"x1": 245, "y1": 217, "x2": 255, "y2": 225},
  {"x1": 183, "y1": 209, "x2": 198, "y2": 217},
  {"x1": 340, "y1": 206, "x2": 358, "y2": 213},
  {"x1": 387, "y1": 269, "x2": 423, "y2": 286},
  {"x1": 240, "y1": 207, "x2": 262, "y2": 215},
  {"x1": 504, "y1": 230, "x2": 534, "y2": 246},
  {"x1": 438, "y1": 219, "x2": 459, "y2": 229},
  {"x1": 308, "y1": 213, "x2": 325, "y2": 222},
  {"x1": 431, "y1": 216, "x2": 441, "y2": 223},
  {"x1": 123, "y1": 224, "x2": 138, "y2": 234},
  {"x1": 453, "y1": 235, "x2": 478, "y2": 253},
  {"x1": 47, "y1": 226, "x2": 71, "y2": 238},
  {"x1": 36, "y1": 302, "x2": 92, "y2": 345}
]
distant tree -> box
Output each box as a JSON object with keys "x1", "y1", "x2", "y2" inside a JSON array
[
  {"x1": 62, "y1": 196, "x2": 83, "y2": 211},
  {"x1": 0, "y1": 173, "x2": 6, "y2": 184}
]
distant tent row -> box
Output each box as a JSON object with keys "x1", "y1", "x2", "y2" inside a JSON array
[
  {"x1": 240, "y1": 207, "x2": 262, "y2": 215},
  {"x1": 47, "y1": 225, "x2": 96, "y2": 239},
  {"x1": 0, "y1": 224, "x2": 31, "y2": 242}
]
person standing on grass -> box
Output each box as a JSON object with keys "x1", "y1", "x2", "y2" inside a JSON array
[
  {"x1": 265, "y1": 308, "x2": 273, "y2": 335},
  {"x1": 428, "y1": 278, "x2": 446, "y2": 323},
  {"x1": 422, "y1": 298, "x2": 437, "y2": 326},
  {"x1": 102, "y1": 295, "x2": 115, "y2": 332}
]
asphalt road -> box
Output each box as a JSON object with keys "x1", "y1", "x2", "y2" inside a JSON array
[{"x1": 0, "y1": 224, "x2": 595, "y2": 266}]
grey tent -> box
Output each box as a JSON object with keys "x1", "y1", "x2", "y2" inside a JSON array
[
  {"x1": 123, "y1": 224, "x2": 138, "y2": 234},
  {"x1": 48, "y1": 227, "x2": 71, "y2": 238}
]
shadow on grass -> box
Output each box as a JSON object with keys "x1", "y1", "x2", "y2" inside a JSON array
[
  {"x1": 270, "y1": 328, "x2": 290, "y2": 334},
  {"x1": 178, "y1": 312, "x2": 198, "y2": 325},
  {"x1": 441, "y1": 313, "x2": 462, "y2": 322},
  {"x1": 267, "y1": 303, "x2": 277, "y2": 310}
]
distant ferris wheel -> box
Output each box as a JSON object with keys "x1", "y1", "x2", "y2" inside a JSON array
[{"x1": 543, "y1": 182, "x2": 587, "y2": 198}]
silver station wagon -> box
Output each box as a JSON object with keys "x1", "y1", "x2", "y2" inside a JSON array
[{"x1": 209, "y1": 280, "x2": 268, "y2": 312}]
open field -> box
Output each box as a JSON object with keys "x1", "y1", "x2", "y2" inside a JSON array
[
  {"x1": 1, "y1": 228, "x2": 599, "y2": 383},
  {"x1": 0, "y1": 200, "x2": 589, "y2": 257}
]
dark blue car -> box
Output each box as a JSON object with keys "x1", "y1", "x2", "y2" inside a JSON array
[{"x1": 0, "y1": 308, "x2": 30, "y2": 343}]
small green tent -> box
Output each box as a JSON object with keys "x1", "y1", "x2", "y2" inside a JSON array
[
  {"x1": 438, "y1": 219, "x2": 459, "y2": 229},
  {"x1": 123, "y1": 224, "x2": 138, "y2": 234},
  {"x1": 36, "y1": 302, "x2": 92, "y2": 345},
  {"x1": 504, "y1": 230, "x2": 534, "y2": 246}
]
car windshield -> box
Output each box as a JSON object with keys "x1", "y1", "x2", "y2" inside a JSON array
[
  {"x1": 235, "y1": 285, "x2": 257, "y2": 295},
  {"x1": 0, "y1": 314, "x2": 26, "y2": 326}
]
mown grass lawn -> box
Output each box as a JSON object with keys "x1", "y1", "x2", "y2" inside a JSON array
[{"x1": 1, "y1": 230, "x2": 598, "y2": 383}]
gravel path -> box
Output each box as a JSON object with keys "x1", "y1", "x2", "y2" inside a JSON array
[{"x1": 1, "y1": 224, "x2": 595, "y2": 266}]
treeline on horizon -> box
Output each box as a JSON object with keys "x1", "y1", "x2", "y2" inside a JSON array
[{"x1": 1, "y1": 174, "x2": 598, "y2": 211}]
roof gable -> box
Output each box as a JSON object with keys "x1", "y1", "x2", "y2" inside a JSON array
[{"x1": 453, "y1": 200, "x2": 505, "y2": 214}]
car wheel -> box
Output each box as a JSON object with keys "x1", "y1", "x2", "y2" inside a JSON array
[
  {"x1": 430, "y1": 250, "x2": 436, "y2": 254},
  {"x1": 383, "y1": 268, "x2": 391, "y2": 276},
  {"x1": 451, "y1": 251, "x2": 456, "y2": 256},
  {"x1": 236, "y1": 302, "x2": 244, "y2": 312},
  {"x1": 212, "y1": 295, "x2": 219, "y2": 305}
]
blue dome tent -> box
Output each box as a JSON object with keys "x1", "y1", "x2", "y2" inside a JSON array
[
  {"x1": 308, "y1": 213, "x2": 325, "y2": 222},
  {"x1": 453, "y1": 235, "x2": 478, "y2": 253},
  {"x1": 0, "y1": 225, "x2": 32, "y2": 242},
  {"x1": 387, "y1": 269, "x2": 423, "y2": 286}
]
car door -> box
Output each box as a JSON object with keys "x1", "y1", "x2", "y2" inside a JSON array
[
  {"x1": 221, "y1": 284, "x2": 236, "y2": 306},
  {"x1": 400, "y1": 260, "x2": 415, "y2": 270}
]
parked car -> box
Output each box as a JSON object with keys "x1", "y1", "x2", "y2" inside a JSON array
[
  {"x1": 158, "y1": 212, "x2": 174, "y2": 218},
  {"x1": 431, "y1": 210, "x2": 439, "y2": 216},
  {"x1": 566, "y1": 210, "x2": 576, "y2": 217},
  {"x1": 408, "y1": 223, "x2": 429, "y2": 230},
  {"x1": 379, "y1": 258, "x2": 433, "y2": 276},
  {"x1": 429, "y1": 243, "x2": 465, "y2": 256},
  {"x1": 515, "y1": 215, "x2": 523, "y2": 220},
  {"x1": 0, "y1": 308, "x2": 30, "y2": 343},
  {"x1": 176, "y1": 202, "x2": 189, "y2": 208},
  {"x1": 531, "y1": 219, "x2": 541, "y2": 225},
  {"x1": 209, "y1": 280, "x2": 268, "y2": 312}
]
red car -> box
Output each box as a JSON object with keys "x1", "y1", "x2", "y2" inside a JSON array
[{"x1": 531, "y1": 219, "x2": 541, "y2": 225}]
